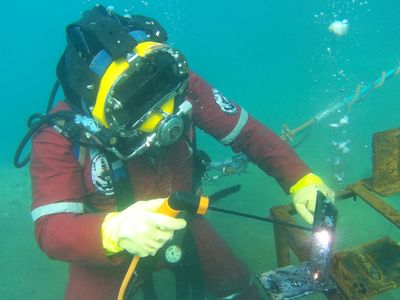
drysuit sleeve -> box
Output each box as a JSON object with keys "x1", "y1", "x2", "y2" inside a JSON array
[
  {"x1": 186, "y1": 71, "x2": 311, "y2": 192},
  {"x1": 30, "y1": 122, "x2": 122, "y2": 265}
]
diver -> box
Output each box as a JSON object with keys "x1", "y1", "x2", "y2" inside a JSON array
[{"x1": 22, "y1": 5, "x2": 333, "y2": 300}]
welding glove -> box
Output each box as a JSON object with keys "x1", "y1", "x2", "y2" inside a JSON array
[
  {"x1": 290, "y1": 173, "x2": 334, "y2": 224},
  {"x1": 102, "y1": 198, "x2": 187, "y2": 257}
]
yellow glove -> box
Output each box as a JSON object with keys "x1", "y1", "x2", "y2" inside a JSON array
[
  {"x1": 290, "y1": 173, "x2": 334, "y2": 224},
  {"x1": 102, "y1": 198, "x2": 187, "y2": 257}
]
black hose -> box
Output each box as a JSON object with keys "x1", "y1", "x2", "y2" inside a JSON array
[
  {"x1": 14, "y1": 114, "x2": 49, "y2": 168},
  {"x1": 13, "y1": 111, "x2": 74, "y2": 168},
  {"x1": 47, "y1": 81, "x2": 60, "y2": 114},
  {"x1": 14, "y1": 80, "x2": 60, "y2": 168},
  {"x1": 209, "y1": 185, "x2": 241, "y2": 203}
]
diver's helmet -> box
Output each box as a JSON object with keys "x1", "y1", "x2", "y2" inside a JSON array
[{"x1": 56, "y1": 5, "x2": 190, "y2": 159}]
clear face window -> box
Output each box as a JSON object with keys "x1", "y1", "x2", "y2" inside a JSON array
[{"x1": 106, "y1": 50, "x2": 186, "y2": 135}]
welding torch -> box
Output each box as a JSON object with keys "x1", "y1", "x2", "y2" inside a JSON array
[{"x1": 118, "y1": 186, "x2": 313, "y2": 300}]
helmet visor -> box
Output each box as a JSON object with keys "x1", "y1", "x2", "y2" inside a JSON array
[{"x1": 105, "y1": 47, "x2": 188, "y2": 136}]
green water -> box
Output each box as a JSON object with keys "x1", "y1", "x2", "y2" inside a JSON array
[{"x1": 1, "y1": 0, "x2": 399, "y2": 299}]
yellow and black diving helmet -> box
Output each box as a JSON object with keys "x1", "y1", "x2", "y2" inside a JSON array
[{"x1": 57, "y1": 5, "x2": 191, "y2": 159}]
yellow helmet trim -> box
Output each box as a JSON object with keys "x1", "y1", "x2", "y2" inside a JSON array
[
  {"x1": 139, "y1": 97, "x2": 175, "y2": 133},
  {"x1": 92, "y1": 59, "x2": 129, "y2": 127},
  {"x1": 135, "y1": 41, "x2": 164, "y2": 57},
  {"x1": 92, "y1": 41, "x2": 166, "y2": 128}
]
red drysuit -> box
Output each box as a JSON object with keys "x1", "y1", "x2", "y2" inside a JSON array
[{"x1": 30, "y1": 72, "x2": 310, "y2": 299}]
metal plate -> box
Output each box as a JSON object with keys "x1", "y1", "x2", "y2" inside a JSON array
[
  {"x1": 330, "y1": 237, "x2": 400, "y2": 299},
  {"x1": 257, "y1": 262, "x2": 336, "y2": 299}
]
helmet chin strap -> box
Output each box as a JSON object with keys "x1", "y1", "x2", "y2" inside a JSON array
[{"x1": 108, "y1": 100, "x2": 192, "y2": 160}]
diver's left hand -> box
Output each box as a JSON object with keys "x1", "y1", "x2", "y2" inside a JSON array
[{"x1": 290, "y1": 173, "x2": 334, "y2": 224}]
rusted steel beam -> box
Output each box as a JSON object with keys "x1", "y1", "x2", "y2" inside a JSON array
[
  {"x1": 271, "y1": 222, "x2": 290, "y2": 267},
  {"x1": 369, "y1": 128, "x2": 400, "y2": 196},
  {"x1": 270, "y1": 205, "x2": 311, "y2": 266},
  {"x1": 349, "y1": 182, "x2": 400, "y2": 228},
  {"x1": 334, "y1": 187, "x2": 355, "y2": 201},
  {"x1": 270, "y1": 205, "x2": 291, "y2": 267}
]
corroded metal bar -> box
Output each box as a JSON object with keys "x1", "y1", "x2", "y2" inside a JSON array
[
  {"x1": 270, "y1": 205, "x2": 311, "y2": 266},
  {"x1": 270, "y1": 205, "x2": 290, "y2": 267},
  {"x1": 350, "y1": 182, "x2": 400, "y2": 228},
  {"x1": 370, "y1": 128, "x2": 400, "y2": 196}
]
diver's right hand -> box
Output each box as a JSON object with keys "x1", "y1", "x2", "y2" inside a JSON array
[{"x1": 102, "y1": 199, "x2": 187, "y2": 257}]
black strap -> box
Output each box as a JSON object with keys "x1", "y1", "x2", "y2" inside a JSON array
[
  {"x1": 67, "y1": 5, "x2": 137, "y2": 59},
  {"x1": 185, "y1": 121, "x2": 209, "y2": 195},
  {"x1": 64, "y1": 46, "x2": 100, "y2": 105},
  {"x1": 105, "y1": 153, "x2": 135, "y2": 211},
  {"x1": 174, "y1": 226, "x2": 204, "y2": 300}
]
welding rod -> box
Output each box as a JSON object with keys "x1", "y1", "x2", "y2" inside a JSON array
[{"x1": 208, "y1": 206, "x2": 313, "y2": 231}]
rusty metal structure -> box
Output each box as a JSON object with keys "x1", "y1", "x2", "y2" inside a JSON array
[
  {"x1": 368, "y1": 128, "x2": 400, "y2": 196},
  {"x1": 269, "y1": 128, "x2": 400, "y2": 299}
]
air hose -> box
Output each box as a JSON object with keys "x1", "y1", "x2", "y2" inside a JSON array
[
  {"x1": 13, "y1": 111, "x2": 75, "y2": 168},
  {"x1": 281, "y1": 64, "x2": 400, "y2": 142}
]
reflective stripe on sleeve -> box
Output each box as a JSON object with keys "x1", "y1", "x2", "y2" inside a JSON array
[
  {"x1": 31, "y1": 202, "x2": 85, "y2": 222},
  {"x1": 219, "y1": 109, "x2": 249, "y2": 145}
]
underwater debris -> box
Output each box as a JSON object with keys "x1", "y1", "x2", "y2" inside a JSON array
[
  {"x1": 328, "y1": 19, "x2": 349, "y2": 37},
  {"x1": 334, "y1": 172, "x2": 344, "y2": 182},
  {"x1": 106, "y1": 6, "x2": 115, "y2": 14},
  {"x1": 329, "y1": 115, "x2": 349, "y2": 128},
  {"x1": 332, "y1": 156, "x2": 342, "y2": 166},
  {"x1": 332, "y1": 140, "x2": 350, "y2": 154}
]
